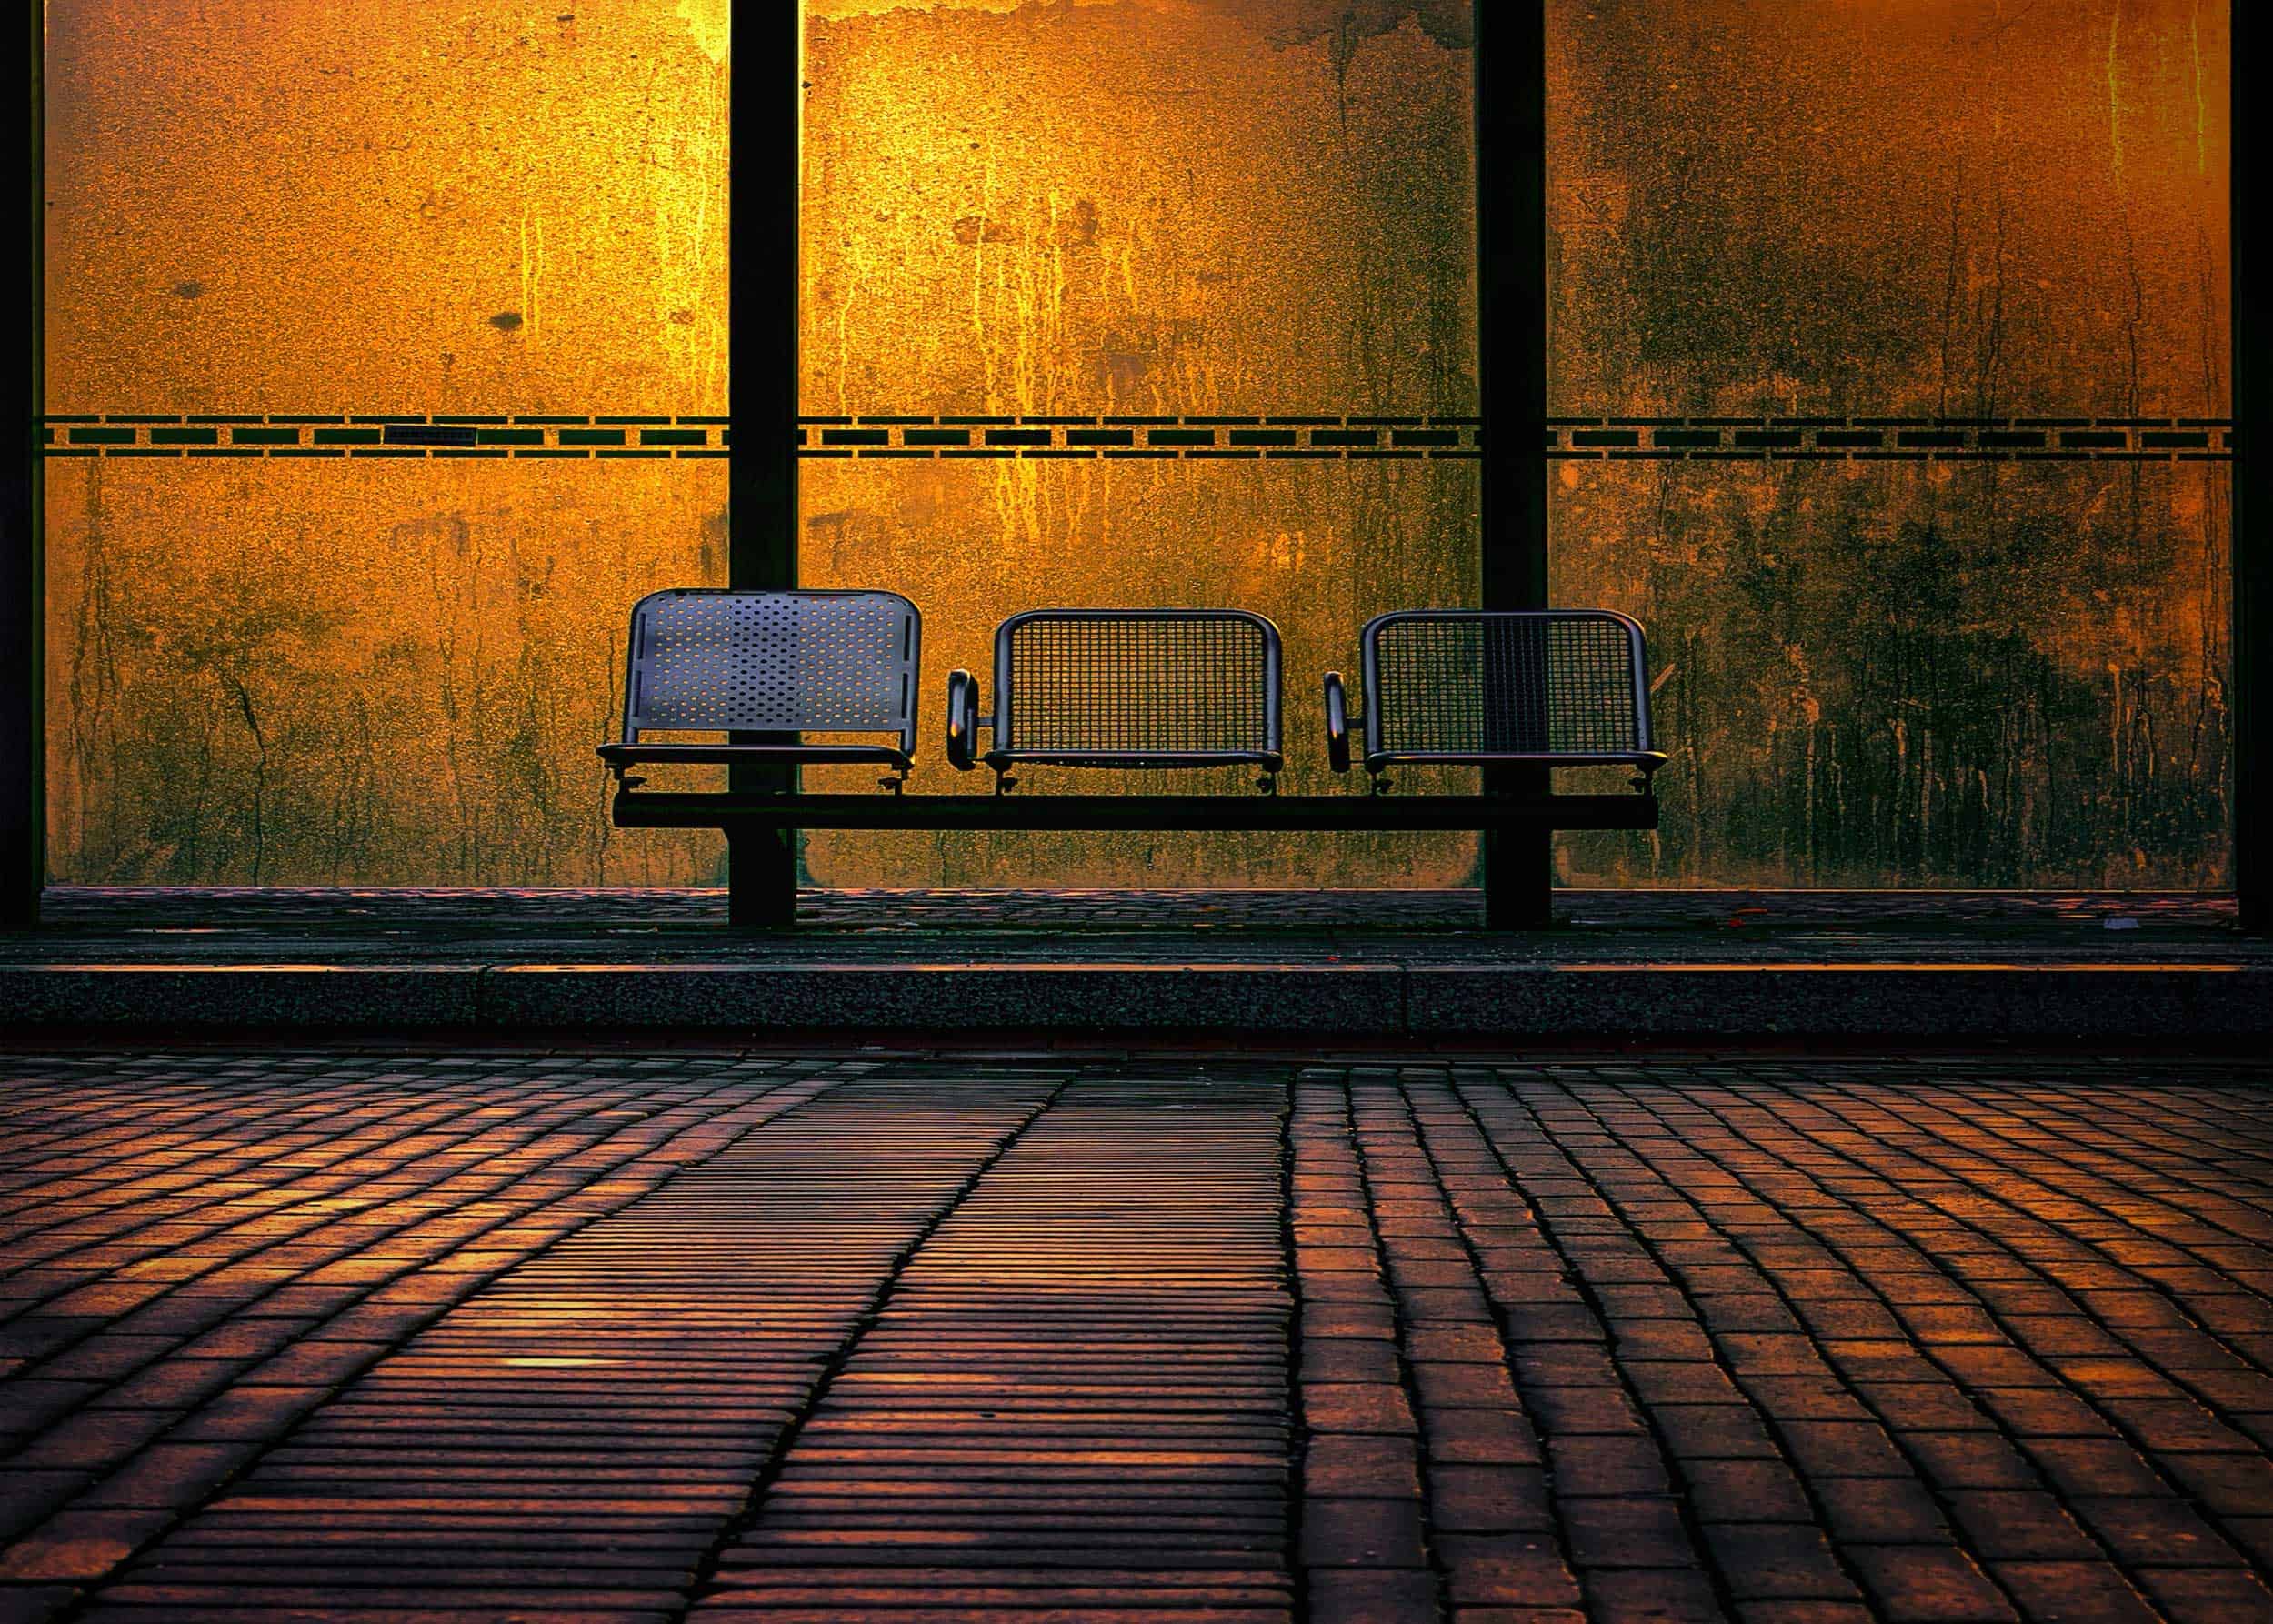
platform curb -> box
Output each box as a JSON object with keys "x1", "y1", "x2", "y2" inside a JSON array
[{"x1": 3, "y1": 959, "x2": 2267, "y2": 1038}]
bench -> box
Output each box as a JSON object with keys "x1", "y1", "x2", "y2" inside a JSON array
[
  {"x1": 1325, "y1": 609, "x2": 1667, "y2": 791},
  {"x1": 604, "y1": 590, "x2": 1660, "y2": 840},
  {"x1": 599, "y1": 587, "x2": 921, "y2": 791},
  {"x1": 946, "y1": 608, "x2": 1284, "y2": 793}
]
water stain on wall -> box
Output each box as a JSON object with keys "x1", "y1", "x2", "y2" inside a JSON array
[
  {"x1": 45, "y1": 1, "x2": 731, "y2": 886},
  {"x1": 1548, "y1": 0, "x2": 2230, "y2": 887},
  {"x1": 794, "y1": 0, "x2": 1481, "y2": 886},
  {"x1": 43, "y1": 0, "x2": 2232, "y2": 889}
]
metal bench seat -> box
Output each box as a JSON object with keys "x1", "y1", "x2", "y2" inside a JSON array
[
  {"x1": 946, "y1": 608, "x2": 1284, "y2": 791},
  {"x1": 598, "y1": 587, "x2": 921, "y2": 786},
  {"x1": 1325, "y1": 609, "x2": 1667, "y2": 788},
  {"x1": 601, "y1": 598, "x2": 1663, "y2": 909}
]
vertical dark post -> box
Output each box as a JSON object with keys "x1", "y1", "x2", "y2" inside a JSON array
[
  {"x1": 726, "y1": 0, "x2": 799, "y2": 927},
  {"x1": 1475, "y1": 1, "x2": 1552, "y2": 928},
  {"x1": 2, "y1": 5, "x2": 42, "y2": 930},
  {"x1": 2238, "y1": 3, "x2": 2268, "y2": 932}
]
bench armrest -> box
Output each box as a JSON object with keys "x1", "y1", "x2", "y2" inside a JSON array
[
  {"x1": 946, "y1": 669, "x2": 985, "y2": 771},
  {"x1": 1323, "y1": 672, "x2": 1355, "y2": 774}
]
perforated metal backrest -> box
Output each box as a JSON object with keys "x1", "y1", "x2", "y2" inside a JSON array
[
  {"x1": 996, "y1": 609, "x2": 1280, "y2": 756},
  {"x1": 1366, "y1": 610, "x2": 1652, "y2": 757},
  {"x1": 620, "y1": 589, "x2": 920, "y2": 746}
]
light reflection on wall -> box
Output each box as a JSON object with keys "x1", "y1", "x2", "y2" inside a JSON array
[
  {"x1": 1548, "y1": 0, "x2": 2231, "y2": 887},
  {"x1": 796, "y1": 0, "x2": 1483, "y2": 887},
  {"x1": 44, "y1": 2, "x2": 730, "y2": 885}
]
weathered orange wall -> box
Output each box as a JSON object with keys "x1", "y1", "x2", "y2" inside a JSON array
[
  {"x1": 43, "y1": 0, "x2": 2233, "y2": 889},
  {"x1": 44, "y1": 1, "x2": 732, "y2": 884},
  {"x1": 795, "y1": 0, "x2": 1482, "y2": 885},
  {"x1": 1547, "y1": 0, "x2": 2232, "y2": 886}
]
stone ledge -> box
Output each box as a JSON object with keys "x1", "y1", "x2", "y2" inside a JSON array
[
  {"x1": 480, "y1": 961, "x2": 1401, "y2": 1032},
  {"x1": 1405, "y1": 962, "x2": 2273, "y2": 1038},
  {"x1": 3, "y1": 959, "x2": 2268, "y2": 1038},
  {"x1": 0, "y1": 964, "x2": 482, "y2": 1028}
]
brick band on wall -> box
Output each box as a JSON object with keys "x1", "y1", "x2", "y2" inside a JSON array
[
  {"x1": 796, "y1": 414, "x2": 1482, "y2": 460},
  {"x1": 35, "y1": 412, "x2": 2237, "y2": 463},
  {"x1": 1546, "y1": 415, "x2": 2234, "y2": 463},
  {"x1": 39, "y1": 415, "x2": 735, "y2": 459}
]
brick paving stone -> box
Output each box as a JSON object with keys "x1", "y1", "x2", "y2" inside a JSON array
[
  {"x1": 87, "y1": 1065, "x2": 1064, "y2": 1622},
  {"x1": 693, "y1": 1068, "x2": 1292, "y2": 1621},
  {"x1": 9, "y1": 1048, "x2": 2273, "y2": 1621},
  {"x1": 0, "y1": 1053, "x2": 990, "y2": 1619}
]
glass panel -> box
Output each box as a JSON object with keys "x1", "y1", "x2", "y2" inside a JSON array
[
  {"x1": 45, "y1": 462, "x2": 726, "y2": 885},
  {"x1": 797, "y1": 457, "x2": 1480, "y2": 886},
  {"x1": 1549, "y1": 0, "x2": 2231, "y2": 887},
  {"x1": 45, "y1": 3, "x2": 729, "y2": 416},
  {"x1": 44, "y1": 3, "x2": 731, "y2": 885},
  {"x1": 797, "y1": 0, "x2": 1481, "y2": 887}
]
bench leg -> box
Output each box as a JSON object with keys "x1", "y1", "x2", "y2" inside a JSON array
[
  {"x1": 726, "y1": 823, "x2": 797, "y2": 928},
  {"x1": 1483, "y1": 765, "x2": 1555, "y2": 930}
]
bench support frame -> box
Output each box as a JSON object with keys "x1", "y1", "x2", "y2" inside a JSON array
[
  {"x1": 1477, "y1": 0, "x2": 1554, "y2": 931},
  {"x1": 726, "y1": 5, "x2": 804, "y2": 929},
  {"x1": 613, "y1": 792, "x2": 1657, "y2": 836}
]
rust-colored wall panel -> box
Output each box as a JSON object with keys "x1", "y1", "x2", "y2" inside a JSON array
[
  {"x1": 44, "y1": 1, "x2": 733, "y2": 887},
  {"x1": 45, "y1": 0, "x2": 729, "y2": 415},
  {"x1": 45, "y1": 461, "x2": 728, "y2": 885},
  {"x1": 1548, "y1": 0, "x2": 2231, "y2": 887},
  {"x1": 800, "y1": 0, "x2": 1476, "y2": 418},
  {"x1": 1553, "y1": 458, "x2": 2230, "y2": 887},
  {"x1": 1548, "y1": 0, "x2": 2228, "y2": 418},
  {"x1": 796, "y1": 0, "x2": 1484, "y2": 887},
  {"x1": 796, "y1": 455, "x2": 1483, "y2": 887}
]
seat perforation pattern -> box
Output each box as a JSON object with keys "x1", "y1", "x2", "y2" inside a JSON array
[
  {"x1": 1004, "y1": 615, "x2": 1269, "y2": 754},
  {"x1": 1375, "y1": 615, "x2": 1641, "y2": 756},
  {"x1": 630, "y1": 592, "x2": 911, "y2": 735}
]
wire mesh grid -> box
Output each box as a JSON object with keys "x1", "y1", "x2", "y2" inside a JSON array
[
  {"x1": 1003, "y1": 615, "x2": 1271, "y2": 754},
  {"x1": 1373, "y1": 615, "x2": 1641, "y2": 756},
  {"x1": 634, "y1": 592, "x2": 912, "y2": 734}
]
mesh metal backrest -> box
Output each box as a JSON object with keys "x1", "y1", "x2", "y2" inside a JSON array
[
  {"x1": 1371, "y1": 612, "x2": 1647, "y2": 756},
  {"x1": 999, "y1": 611, "x2": 1277, "y2": 754},
  {"x1": 623, "y1": 589, "x2": 918, "y2": 737}
]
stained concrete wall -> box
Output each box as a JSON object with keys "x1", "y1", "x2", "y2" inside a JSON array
[{"x1": 41, "y1": 0, "x2": 2232, "y2": 889}]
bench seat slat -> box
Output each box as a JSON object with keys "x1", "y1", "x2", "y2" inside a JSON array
[{"x1": 599, "y1": 743, "x2": 914, "y2": 770}]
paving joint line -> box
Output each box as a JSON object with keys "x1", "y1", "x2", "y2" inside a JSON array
[
  {"x1": 1447, "y1": 1064, "x2": 1938, "y2": 1621},
  {"x1": 1275, "y1": 1067, "x2": 1312, "y2": 1624},
  {"x1": 1774, "y1": 1070, "x2": 2273, "y2": 1579},
  {"x1": 0, "y1": 1068, "x2": 556, "y2": 1258},
  {"x1": 668, "y1": 1063, "x2": 1080, "y2": 1621},
  {"x1": 34, "y1": 1059, "x2": 852, "y2": 1622},
  {"x1": 1825, "y1": 1075, "x2": 2273, "y2": 1357},
  {"x1": 1342, "y1": 1069, "x2": 1458, "y2": 1622},
  {"x1": 0, "y1": 1068, "x2": 684, "y2": 1397},
  {"x1": 1422, "y1": 1067, "x2": 1765, "y2": 1621}
]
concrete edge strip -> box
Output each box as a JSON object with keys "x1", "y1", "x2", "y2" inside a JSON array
[{"x1": 0, "y1": 959, "x2": 2268, "y2": 1037}]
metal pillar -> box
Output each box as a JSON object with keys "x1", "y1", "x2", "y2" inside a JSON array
[
  {"x1": 3, "y1": 5, "x2": 42, "y2": 931},
  {"x1": 1475, "y1": 2, "x2": 1553, "y2": 929},
  {"x1": 726, "y1": 0, "x2": 800, "y2": 927},
  {"x1": 2238, "y1": 2, "x2": 2268, "y2": 932}
]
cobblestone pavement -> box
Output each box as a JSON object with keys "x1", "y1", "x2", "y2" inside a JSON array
[{"x1": 5, "y1": 1047, "x2": 2273, "y2": 1622}]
